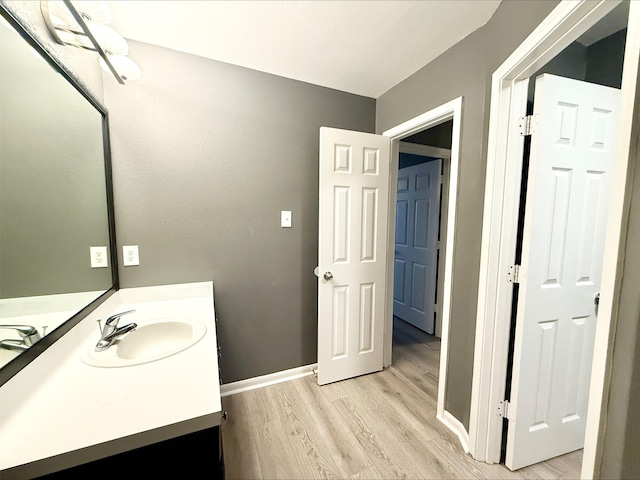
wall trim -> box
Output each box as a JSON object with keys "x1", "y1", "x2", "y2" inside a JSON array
[
  {"x1": 438, "y1": 410, "x2": 471, "y2": 454},
  {"x1": 220, "y1": 364, "x2": 317, "y2": 397}
]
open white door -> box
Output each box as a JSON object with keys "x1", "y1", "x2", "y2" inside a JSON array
[
  {"x1": 506, "y1": 74, "x2": 620, "y2": 469},
  {"x1": 393, "y1": 159, "x2": 441, "y2": 333},
  {"x1": 317, "y1": 127, "x2": 390, "y2": 386}
]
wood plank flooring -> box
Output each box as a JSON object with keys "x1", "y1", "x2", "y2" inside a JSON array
[{"x1": 221, "y1": 317, "x2": 582, "y2": 479}]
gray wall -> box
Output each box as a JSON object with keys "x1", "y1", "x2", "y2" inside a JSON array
[
  {"x1": 376, "y1": 0, "x2": 560, "y2": 428},
  {"x1": 598, "y1": 49, "x2": 640, "y2": 480},
  {"x1": 527, "y1": 41, "x2": 587, "y2": 106},
  {"x1": 528, "y1": 30, "x2": 627, "y2": 106},
  {"x1": 404, "y1": 120, "x2": 453, "y2": 149},
  {"x1": 586, "y1": 29, "x2": 627, "y2": 89},
  {"x1": 103, "y1": 40, "x2": 375, "y2": 382}
]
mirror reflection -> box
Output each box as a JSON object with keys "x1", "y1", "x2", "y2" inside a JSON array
[{"x1": 0, "y1": 16, "x2": 113, "y2": 368}]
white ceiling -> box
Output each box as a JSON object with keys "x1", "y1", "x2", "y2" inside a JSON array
[{"x1": 107, "y1": 1, "x2": 501, "y2": 98}]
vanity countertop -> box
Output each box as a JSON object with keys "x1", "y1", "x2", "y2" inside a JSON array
[{"x1": 0, "y1": 282, "x2": 221, "y2": 479}]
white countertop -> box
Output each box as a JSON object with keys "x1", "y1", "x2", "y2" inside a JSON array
[{"x1": 0, "y1": 282, "x2": 221, "y2": 479}]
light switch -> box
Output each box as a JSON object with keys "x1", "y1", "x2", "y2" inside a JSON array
[
  {"x1": 281, "y1": 210, "x2": 292, "y2": 228},
  {"x1": 123, "y1": 245, "x2": 139, "y2": 266},
  {"x1": 90, "y1": 246, "x2": 108, "y2": 268}
]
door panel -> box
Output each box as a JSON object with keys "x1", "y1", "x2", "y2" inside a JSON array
[
  {"x1": 317, "y1": 127, "x2": 390, "y2": 386},
  {"x1": 393, "y1": 159, "x2": 441, "y2": 333},
  {"x1": 506, "y1": 74, "x2": 620, "y2": 470}
]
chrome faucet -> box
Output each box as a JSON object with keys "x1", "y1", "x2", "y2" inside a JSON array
[
  {"x1": 95, "y1": 310, "x2": 137, "y2": 352},
  {"x1": 0, "y1": 325, "x2": 42, "y2": 352}
]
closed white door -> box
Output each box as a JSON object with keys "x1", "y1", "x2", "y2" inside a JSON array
[
  {"x1": 317, "y1": 127, "x2": 390, "y2": 386},
  {"x1": 393, "y1": 159, "x2": 441, "y2": 333},
  {"x1": 506, "y1": 74, "x2": 620, "y2": 470}
]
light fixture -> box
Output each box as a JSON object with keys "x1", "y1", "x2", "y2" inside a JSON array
[
  {"x1": 56, "y1": 0, "x2": 112, "y2": 24},
  {"x1": 41, "y1": 0, "x2": 141, "y2": 84},
  {"x1": 99, "y1": 55, "x2": 141, "y2": 82}
]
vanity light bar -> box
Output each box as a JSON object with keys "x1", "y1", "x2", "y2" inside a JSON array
[
  {"x1": 60, "y1": 0, "x2": 124, "y2": 84},
  {"x1": 41, "y1": 1, "x2": 137, "y2": 85}
]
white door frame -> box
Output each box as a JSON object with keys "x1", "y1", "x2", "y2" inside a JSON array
[
  {"x1": 382, "y1": 97, "x2": 465, "y2": 450},
  {"x1": 469, "y1": 1, "x2": 640, "y2": 477}
]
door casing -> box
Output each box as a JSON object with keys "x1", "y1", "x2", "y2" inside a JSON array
[
  {"x1": 470, "y1": 1, "x2": 640, "y2": 477},
  {"x1": 382, "y1": 97, "x2": 464, "y2": 450}
]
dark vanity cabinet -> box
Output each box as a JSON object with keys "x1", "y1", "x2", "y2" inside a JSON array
[{"x1": 38, "y1": 427, "x2": 224, "y2": 480}]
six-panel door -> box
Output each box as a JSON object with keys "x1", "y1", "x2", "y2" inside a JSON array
[{"x1": 317, "y1": 127, "x2": 390, "y2": 386}]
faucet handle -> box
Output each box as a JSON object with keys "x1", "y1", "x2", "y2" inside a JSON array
[
  {"x1": 105, "y1": 309, "x2": 136, "y2": 327},
  {"x1": 0, "y1": 325, "x2": 41, "y2": 346}
]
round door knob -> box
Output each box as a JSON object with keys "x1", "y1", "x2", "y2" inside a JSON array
[{"x1": 324, "y1": 272, "x2": 334, "y2": 281}]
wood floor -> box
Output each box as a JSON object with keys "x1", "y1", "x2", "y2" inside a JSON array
[{"x1": 221, "y1": 317, "x2": 582, "y2": 479}]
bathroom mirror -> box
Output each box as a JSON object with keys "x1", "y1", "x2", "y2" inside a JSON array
[{"x1": 0, "y1": 7, "x2": 117, "y2": 382}]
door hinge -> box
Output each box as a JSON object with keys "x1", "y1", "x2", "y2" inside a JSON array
[
  {"x1": 518, "y1": 114, "x2": 538, "y2": 136},
  {"x1": 507, "y1": 264, "x2": 526, "y2": 284},
  {"x1": 498, "y1": 400, "x2": 515, "y2": 421}
]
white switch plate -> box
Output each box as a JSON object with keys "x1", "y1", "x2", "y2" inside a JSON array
[
  {"x1": 123, "y1": 245, "x2": 140, "y2": 266},
  {"x1": 281, "y1": 210, "x2": 292, "y2": 228},
  {"x1": 90, "y1": 246, "x2": 108, "y2": 268}
]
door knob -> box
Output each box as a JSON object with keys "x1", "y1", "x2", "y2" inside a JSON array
[
  {"x1": 324, "y1": 272, "x2": 334, "y2": 281},
  {"x1": 594, "y1": 293, "x2": 600, "y2": 305}
]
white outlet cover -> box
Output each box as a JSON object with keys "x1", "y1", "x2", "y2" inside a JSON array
[
  {"x1": 123, "y1": 245, "x2": 140, "y2": 266},
  {"x1": 90, "y1": 246, "x2": 109, "y2": 268}
]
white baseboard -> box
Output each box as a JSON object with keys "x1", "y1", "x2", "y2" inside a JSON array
[
  {"x1": 220, "y1": 363, "x2": 317, "y2": 397},
  {"x1": 438, "y1": 410, "x2": 471, "y2": 454}
]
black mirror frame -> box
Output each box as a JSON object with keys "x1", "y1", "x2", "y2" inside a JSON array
[{"x1": 0, "y1": 5, "x2": 119, "y2": 387}]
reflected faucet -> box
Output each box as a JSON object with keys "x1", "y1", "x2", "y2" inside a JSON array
[
  {"x1": 0, "y1": 325, "x2": 42, "y2": 352},
  {"x1": 95, "y1": 310, "x2": 137, "y2": 352},
  {"x1": 0, "y1": 340, "x2": 29, "y2": 352}
]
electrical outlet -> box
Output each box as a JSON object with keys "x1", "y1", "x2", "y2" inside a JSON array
[
  {"x1": 90, "y1": 246, "x2": 108, "y2": 268},
  {"x1": 123, "y1": 245, "x2": 139, "y2": 266}
]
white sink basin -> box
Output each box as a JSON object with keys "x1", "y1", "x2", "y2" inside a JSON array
[{"x1": 81, "y1": 317, "x2": 206, "y2": 368}]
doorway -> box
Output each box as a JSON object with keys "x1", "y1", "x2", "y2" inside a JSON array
[
  {"x1": 390, "y1": 123, "x2": 453, "y2": 444},
  {"x1": 315, "y1": 98, "x2": 463, "y2": 445},
  {"x1": 392, "y1": 124, "x2": 452, "y2": 339},
  {"x1": 382, "y1": 96, "x2": 465, "y2": 449},
  {"x1": 470, "y1": 1, "x2": 639, "y2": 477},
  {"x1": 502, "y1": 10, "x2": 627, "y2": 469}
]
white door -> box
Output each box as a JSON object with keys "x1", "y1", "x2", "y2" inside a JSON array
[
  {"x1": 393, "y1": 159, "x2": 441, "y2": 333},
  {"x1": 317, "y1": 127, "x2": 390, "y2": 386},
  {"x1": 506, "y1": 74, "x2": 620, "y2": 470}
]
